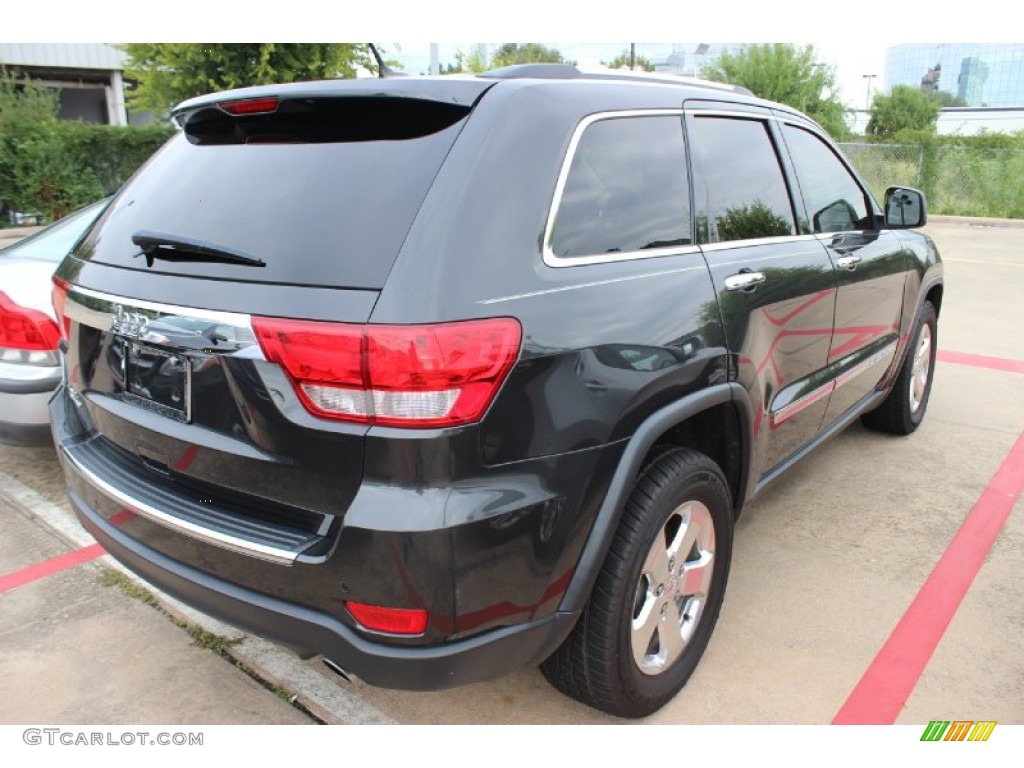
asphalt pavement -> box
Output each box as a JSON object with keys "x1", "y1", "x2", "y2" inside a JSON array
[{"x1": 0, "y1": 216, "x2": 1021, "y2": 727}]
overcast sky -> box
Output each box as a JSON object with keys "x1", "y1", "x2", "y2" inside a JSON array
[
  {"x1": 388, "y1": 41, "x2": 893, "y2": 109},
  {"x1": 13, "y1": 0, "x2": 1007, "y2": 112}
]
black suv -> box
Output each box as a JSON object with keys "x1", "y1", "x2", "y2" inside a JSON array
[{"x1": 50, "y1": 65, "x2": 943, "y2": 718}]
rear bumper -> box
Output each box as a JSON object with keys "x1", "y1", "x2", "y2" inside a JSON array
[
  {"x1": 50, "y1": 384, "x2": 587, "y2": 690},
  {"x1": 0, "y1": 417, "x2": 53, "y2": 446},
  {"x1": 0, "y1": 369, "x2": 59, "y2": 445},
  {"x1": 64, "y1": 475, "x2": 578, "y2": 690}
]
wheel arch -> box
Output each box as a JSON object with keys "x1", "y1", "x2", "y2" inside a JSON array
[
  {"x1": 558, "y1": 382, "x2": 753, "y2": 614},
  {"x1": 925, "y1": 282, "x2": 944, "y2": 316}
]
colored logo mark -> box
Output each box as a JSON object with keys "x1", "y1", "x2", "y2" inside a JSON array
[{"x1": 920, "y1": 720, "x2": 997, "y2": 741}]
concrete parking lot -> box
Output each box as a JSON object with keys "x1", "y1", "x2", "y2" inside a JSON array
[{"x1": 1, "y1": 217, "x2": 1021, "y2": 725}]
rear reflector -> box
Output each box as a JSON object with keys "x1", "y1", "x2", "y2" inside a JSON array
[
  {"x1": 252, "y1": 317, "x2": 521, "y2": 428},
  {"x1": 345, "y1": 602, "x2": 428, "y2": 635},
  {"x1": 218, "y1": 97, "x2": 279, "y2": 116},
  {"x1": 51, "y1": 276, "x2": 71, "y2": 340},
  {"x1": 0, "y1": 291, "x2": 60, "y2": 361}
]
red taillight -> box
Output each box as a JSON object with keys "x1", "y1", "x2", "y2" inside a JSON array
[
  {"x1": 51, "y1": 276, "x2": 70, "y2": 341},
  {"x1": 345, "y1": 602, "x2": 428, "y2": 635},
  {"x1": 0, "y1": 291, "x2": 60, "y2": 352},
  {"x1": 218, "y1": 97, "x2": 279, "y2": 115},
  {"x1": 252, "y1": 317, "x2": 522, "y2": 428}
]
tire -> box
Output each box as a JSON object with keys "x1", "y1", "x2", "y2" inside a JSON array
[
  {"x1": 541, "y1": 447, "x2": 733, "y2": 718},
  {"x1": 862, "y1": 301, "x2": 937, "y2": 435}
]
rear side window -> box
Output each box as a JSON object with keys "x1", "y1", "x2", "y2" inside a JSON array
[
  {"x1": 73, "y1": 97, "x2": 471, "y2": 290},
  {"x1": 550, "y1": 115, "x2": 691, "y2": 259},
  {"x1": 689, "y1": 117, "x2": 796, "y2": 244},
  {"x1": 781, "y1": 124, "x2": 872, "y2": 233}
]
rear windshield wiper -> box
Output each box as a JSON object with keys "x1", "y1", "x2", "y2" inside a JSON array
[{"x1": 131, "y1": 231, "x2": 266, "y2": 268}]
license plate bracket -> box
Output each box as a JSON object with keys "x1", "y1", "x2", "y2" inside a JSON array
[{"x1": 122, "y1": 342, "x2": 191, "y2": 422}]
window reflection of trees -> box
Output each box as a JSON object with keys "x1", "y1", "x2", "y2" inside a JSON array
[{"x1": 714, "y1": 200, "x2": 792, "y2": 242}]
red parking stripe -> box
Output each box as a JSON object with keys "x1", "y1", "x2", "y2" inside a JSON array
[
  {"x1": 937, "y1": 350, "x2": 1024, "y2": 374},
  {"x1": 0, "y1": 543, "x2": 105, "y2": 595},
  {"x1": 833, "y1": 429, "x2": 1024, "y2": 724}
]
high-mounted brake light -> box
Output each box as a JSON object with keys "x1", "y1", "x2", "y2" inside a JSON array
[
  {"x1": 218, "y1": 97, "x2": 279, "y2": 116},
  {"x1": 252, "y1": 317, "x2": 522, "y2": 428},
  {"x1": 345, "y1": 602, "x2": 428, "y2": 635},
  {"x1": 0, "y1": 291, "x2": 61, "y2": 366}
]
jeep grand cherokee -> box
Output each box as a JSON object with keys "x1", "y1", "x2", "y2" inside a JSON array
[{"x1": 50, "y1": 64, "x2": 942, "y2": 718}]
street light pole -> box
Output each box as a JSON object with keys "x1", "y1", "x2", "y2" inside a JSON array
[{"x1": 862, "y1": 73, "x2": 877, "y2": 110}]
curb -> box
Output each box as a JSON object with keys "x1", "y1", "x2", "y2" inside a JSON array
[
  {"x1": 0, "y1": 468, "x2": 396, "y2": 726},
  {"x1": 927, "y1": 214, "x2": 1024, "y2": 229}
]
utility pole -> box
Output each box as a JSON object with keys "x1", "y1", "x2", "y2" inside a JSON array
[
  {"x1": 862, "y1": 73, "x2": 877, "y2": 110},
  {"x1": 629, "y1": 44, "x2": 635, "y2": 71}
]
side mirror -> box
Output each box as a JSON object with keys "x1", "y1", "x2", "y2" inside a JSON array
[{"x1": 885, "y1": 186, "x2": 927, "y2": 229}]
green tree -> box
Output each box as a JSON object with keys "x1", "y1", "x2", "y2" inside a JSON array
[
  {"x1": 930, "y1": 90, "x2": 967, "y2": 108},
  {"x1": 703, "y1": 44, "x2": 850, "y2": 139},
  {"x1": 440, "y1": 45, "x2": 490, "y2": 74},
  {"x1": 867, "y1": 85, "x2": 941, "y2": 138},
  {"x1": 0, "y1": 69, "x2": 101, "y2": 219},
  {"x1": 1, "y1": 69, "x2": 172, "y2": 221},
  {"x1": 120, "y1": 44, "x2": 372, "y2": 116},
  {"x1": 602, "y1": 50, "x2": 655, "y2": 72},
  {"x1": 491, "y1": 43, "x2": 571, "y2": 68}
]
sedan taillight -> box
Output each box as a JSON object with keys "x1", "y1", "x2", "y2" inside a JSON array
[
  {"x1": 0, "y1": 290, "x2": 60, "y2": 366},
  {"x1": 252, "y1": 317, "x2": 522, "y2": 428}
]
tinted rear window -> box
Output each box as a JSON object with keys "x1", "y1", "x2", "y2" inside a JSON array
[
  {"x1": 550, "y1": 115, "x2": 691, "y2": 258},
  {"x1": 75, "y1": 98, "x2": 471, "y2": 289}
]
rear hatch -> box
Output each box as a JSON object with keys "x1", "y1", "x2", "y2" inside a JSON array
[{"x1": 54, "y1": 80, "x2": 490, "y2": 566}]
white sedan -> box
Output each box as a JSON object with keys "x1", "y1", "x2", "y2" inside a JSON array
[{"x1": 0, "y1": 200, "x2": 107, "y2": 445}]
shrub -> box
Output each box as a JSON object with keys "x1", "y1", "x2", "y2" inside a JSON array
[{"x1": 1, "y1": 69, "x2": 173, "y2": 222}]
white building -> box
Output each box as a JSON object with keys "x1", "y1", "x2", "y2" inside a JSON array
[
  {"x1": 0, "y1": 43, "x2": 131, "y2": 125},
  {"x1": 848, "y1": 107, "x2": 1024, "y2": 136}
]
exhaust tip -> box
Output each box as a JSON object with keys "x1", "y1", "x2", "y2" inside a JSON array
[{"x1": 322, "y1": 658, "x2": 353, "y2": 683}]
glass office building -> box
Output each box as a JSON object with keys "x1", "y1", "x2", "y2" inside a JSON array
[{"x1": 886, "y1": 44, "x2": 1024, "y2": 107}]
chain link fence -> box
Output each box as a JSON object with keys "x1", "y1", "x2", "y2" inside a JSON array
[{"x1": 840, "y1": 142, "x2": 1024, "y2": 219}]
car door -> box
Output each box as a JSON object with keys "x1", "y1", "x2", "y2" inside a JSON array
[
  {"x1": 777, "y1": 121, "x2": 909, "y2": 425},
  {"x1": 685, "y1": 108, "x2": 838, "y2": 483}
]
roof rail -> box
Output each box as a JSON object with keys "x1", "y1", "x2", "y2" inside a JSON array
[
  {"x1": 480, "y1": 63, "x2": 582, "y2": 80},
  {"x1": 478, "y1": 63, "x2": 752, "y2": 96}
]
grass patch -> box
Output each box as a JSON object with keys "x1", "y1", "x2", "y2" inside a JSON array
[
  {"x1": 97, "y1": 567, "x2": 159, "y2": 607},
  {"x1": 175, "y1": 621, "x2": 243, "y2": 655},
  {"x1": 95, "y1": 566, "x2": 312, "y2": 716},
  {"x1": 98, "y1": 567, "x2": 240, "y2": 653}
]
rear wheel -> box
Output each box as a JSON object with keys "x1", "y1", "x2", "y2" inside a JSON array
[
  {"x1": 862, "y1": 301, "x2": 937, "y2": 435},
  {"x1": 541, "y1": 447, "x2": 733, "y2": 718}
]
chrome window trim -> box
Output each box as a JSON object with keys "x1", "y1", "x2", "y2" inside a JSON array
[
  {"x1": 687, "y1": 111, "x2": 810, "y2": 249},
  {"x1": 775, "y1": 118, "x2": 883, "y2": 217},
  {"x1": 543, "y1": 108, "x2": 856, "y2": 266},
  {"x1": 700, "y1": 234, "x2": 822, "y2": 253},
  {"x1": 689, "y1": 108, "x2": 778, "y2": 120},
  {"x1": 542, "y1": 109, "x2": 698, "y2": 268}
]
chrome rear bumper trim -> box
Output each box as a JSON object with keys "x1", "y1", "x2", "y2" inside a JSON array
[{"x1": 61, "y1": 445, "x2": 297, "y2": 565}]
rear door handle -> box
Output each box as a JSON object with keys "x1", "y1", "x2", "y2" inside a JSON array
[
  {"x1": 836, "y1": 255, "x2": 862, "y2": 271},
  {"x1": 724, "y1": 271, "x2": 766, "y2": 292}
]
